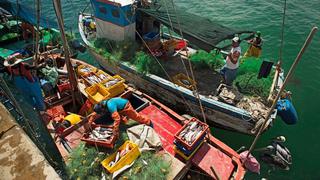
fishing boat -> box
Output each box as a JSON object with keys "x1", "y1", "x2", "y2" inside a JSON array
[
  {"x1": 0, "y1": 0, "x2": 80, "y2": 60},
  {"x1": 78, "y1": 0, "x2": 286, "y2": 135},
  {"x1": 0, "y1": 48, "x2": 247, "y2": 179}
]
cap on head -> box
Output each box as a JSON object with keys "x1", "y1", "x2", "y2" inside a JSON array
[
  {"x1": 93, "y1": 103, "x2": 104, "y2": 114},
  {"x1": 255, "y1": 31, "x2": 261, "y2": 37},
  {"x1": 232, "y1": 36, "x2": 240, "y2": 43}
]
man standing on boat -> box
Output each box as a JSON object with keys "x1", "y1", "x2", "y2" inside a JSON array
[
  {"x1": 220, "y1": 36, "x2": 241, "y2": 86},
  {"x1": 89, "y1": 97, "x2": 152, "y2": 138},
  {"x1": 244, "y1": 31, "x2": 263, "y2": 58}
]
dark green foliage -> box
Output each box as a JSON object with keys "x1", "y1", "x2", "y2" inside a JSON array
[
  {"x1": 66, "y1": 142, "x2": 105, "y2": 180},
  {"x1": 133, "y1": 51, "x2": 162, "y2": 75},
  {"x1": 121, "y1": 152, "x2": 170, "y2": 180},
  {"x1": 189, "y1": 50, "x2": 225, "y2": 70},
  {"x1": 0, "y1": 33, "x2": 19, "y2": 41},
  {"x1": 234, "y1": 57, "x2": 274, "y2": 99}
]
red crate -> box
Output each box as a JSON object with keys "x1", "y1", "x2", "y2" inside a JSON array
[
  {"x1": 81, "y1": 124, "x2": 116, "y2": 148},
  {"x1": 174, "y1": 118, "x2": 208, "y2": 151},
  {"x1": 57, "y1": 82, "x2": 71, "y2": 93}
]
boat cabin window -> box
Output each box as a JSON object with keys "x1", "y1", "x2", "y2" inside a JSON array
[
  {"x1": 99, "y1": 6, "x2": 107, "y2": 14},
  {"x1": 111, "y1": 9, "x2": 120, "y2": 18}
]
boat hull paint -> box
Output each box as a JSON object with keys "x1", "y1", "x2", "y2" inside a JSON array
[{"x1": 89, "y1": 48, "x2": 255, "y2": 134}]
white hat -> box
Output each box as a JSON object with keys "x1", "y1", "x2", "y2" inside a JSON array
[
  {"x1": 232, "y1": 36, "x2": 240, "y2": 43},
  {"x1": 4, "y1": 57, "x2": 24, "y2": 67}
]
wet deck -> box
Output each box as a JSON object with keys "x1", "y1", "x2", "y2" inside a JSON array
[{"x1": 0, "y1": 103, "x2": 60, "y2": 180}]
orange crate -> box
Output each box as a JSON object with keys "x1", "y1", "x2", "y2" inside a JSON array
[
  {"x1": 85, "y1": 84, "x2": 110, "y2": 104},
  {"x1": 100, "y1": 75, "x2": 125, "y2": 97},
  {"x1": 81, "y1": 124, "x2": 116, "y2": 148},
  {"x1": 101, "y1": 141, "x2": 140, "y2": 173}
]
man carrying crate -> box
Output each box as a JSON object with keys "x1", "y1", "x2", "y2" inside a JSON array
[{"x1": 88, "y1": 97, "x2": 152, "y2": 138}]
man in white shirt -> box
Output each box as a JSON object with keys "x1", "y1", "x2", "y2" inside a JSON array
[{"x1": 220, "y1": 36, "x2": 241, "y2": 85}]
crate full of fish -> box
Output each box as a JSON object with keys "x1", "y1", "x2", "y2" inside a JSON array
[
  {"x1": 85, "y1": 84, "x2": 110, "y2": 104},
  {"x1": 82, "y1": 72, "x2": 104, "y2": 86},
  {"x1": 100, "y1": 75, "x2": 126, "y2": 97},
  {"x1": 94, "y1": 70, "x2": 112, "y2": 82},
  {"x1": 81, "y1": 124, "x2": 116, "y2": 148},
  {"x1": 174, "y1": 118, "x2": 208, "y2": 150},
  {"x1": 101, "y1": 140, "x2": 140, "y2": 173},
  {"x1": 77, "y1": 64, "x2": 97, "y2": 76}
]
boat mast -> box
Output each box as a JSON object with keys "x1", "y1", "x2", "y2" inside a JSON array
[
  {"x1": 34, "y1": 0, "x2": 40, "y2": 65},
  {"x1": 52, "y1": 0, "x2": 78, "y2": 107},
  {"x1": 245, "y1": 27, "x2": 318, "y2": 161}
]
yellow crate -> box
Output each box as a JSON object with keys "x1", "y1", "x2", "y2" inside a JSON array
[
  {"x1": 172, "y1": 73, "x2": 196, "y2": 90},
  {"x1": 77, "y1": 64, "x2": 97, "y2": 76},
  {"x1": 100, "y1": 75, "x2": 125, "y2": 97},
  {"x1": 101, "y1": 141, "x2": 140, "y2": 173},
  {"x1": 85, "y1": 84, "x2": 110, "y2": 104},
  {"x1": 173, "y1": 141, "x2": 204, "y2": 161},
  {"x1": 94, "y1": 70, "x2": 113, "y2": 82}
]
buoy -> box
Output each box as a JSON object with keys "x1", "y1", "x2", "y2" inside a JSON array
[{"x1": 276, "y1": 99, "x2": 298, "y2": 125}]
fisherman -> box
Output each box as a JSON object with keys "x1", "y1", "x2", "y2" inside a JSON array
[
  {"x1": 244, "y1": 31, "x2": 263, "y2": 58},
  {"x1": 39, "y1": 57, "x2": 59, "y2": 96},
  {"x1": 4, "y1": 56, "x2": 46, "y2": 111},
  {"x1": 220, "y1": 36, "x2": 241, "y2": 86},
  {"x1": 258, "y1": 136, "x2": 292, "y2": 170},
  {"x1": 88, "y1": 97, "x2": 152, "y2": 138}
]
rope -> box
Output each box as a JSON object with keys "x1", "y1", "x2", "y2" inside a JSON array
[{"x1": 169, "y1": 0, "x2": 208, "y2": 125}]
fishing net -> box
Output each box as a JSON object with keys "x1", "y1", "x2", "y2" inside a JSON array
[
  {"x1": 132, "y1": 51, "x2": 162, "y2": 75},
  {"x1": 234, "y1": 57, "x2": 274, "y2": 99},
  {"x1": 121, "y1": 151, "x2": 170, "y2": 180},
  {"x1": 189, "y1": 50, "x2": 225, "y2": 70}
]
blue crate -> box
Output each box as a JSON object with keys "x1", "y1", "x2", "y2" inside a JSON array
[{"x1": 174, "y1": 133, "x2": 206, "y2": 156}]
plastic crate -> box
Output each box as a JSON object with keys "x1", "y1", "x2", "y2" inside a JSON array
[
  {"x1": 174, "y1": 141, "x2": 204, "y2": 161},
  {"x1": 85, "y1": 84, "x2": 110, "y2": 104},
  {"x1": 172, "y1": 73, "x2": 196, "y2": 90},
  {"x1": 77, "y1": 64, "x2": 97, "y2": 76},
  {"x1": 81, "y1": 124, "x2": 116, "y2": 148},
  {"x1": 94, "y1": 70, "x2": 113, "y2": 82},
  {"x1": 82, "y1": 72, "x2": 104, "y2": 86},
  {"x1": 174, "y1": 118, "x2": 209, "y2": 151},
  {"x1": 57, "y1": 82, "x2": 71, "y2": 93},
  {"x1": 100, "y1": 75, "x2": 125, "y2": 97},
  {"x1": 174, "y1": 132, "x2": 206, "y2": 156},
  {"x1": 101, "y1": 141, "x2": 140, "y2": 173}
]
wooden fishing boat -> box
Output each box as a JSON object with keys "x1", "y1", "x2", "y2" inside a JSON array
[
  {"x1": 25, "y1": 52, "x2": 247, "y2": 179},
  {"x1": 78, "y1": 1, "x2": 285, "y2": 135}
]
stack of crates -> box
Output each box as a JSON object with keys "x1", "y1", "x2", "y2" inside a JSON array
[
  {"x1": 99, "y1": 75, "x2": 125, "y2": 97},
  {"x1": 173, "y1": 118, "x2": 209, "y2": 161}
]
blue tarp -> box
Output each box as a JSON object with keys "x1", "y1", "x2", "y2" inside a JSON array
[{"x1": 0, "y1": 0, "x2": 59, "y2": 29}]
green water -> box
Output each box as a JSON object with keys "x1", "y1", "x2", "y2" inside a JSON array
[{"x1": 19, "y1": 0, "x2": 320, "y2": 179}]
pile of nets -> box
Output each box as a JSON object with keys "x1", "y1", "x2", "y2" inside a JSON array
[
  {"x1": 93, "y1": 38, "x2": 162, "y2": 74},
  {"x1": 234, "y1": 57, "x2": 274, "y2": 99},
  {"x1": 189, "y1": 50, "x2": 225, "y2": 70}
]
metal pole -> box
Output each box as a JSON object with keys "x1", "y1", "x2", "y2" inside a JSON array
[
  {"x1": 245, "y1": 27, "x2": 318, "y2": 161},
  {"x1": 34, "y1": 0, "x2": 40, "y2": 65},
  {"x1": 52, "y1": 0, "x2": 78, "y2": 108}
]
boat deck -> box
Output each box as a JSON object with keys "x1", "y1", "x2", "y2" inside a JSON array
[{"x1": 158, "y1": 54, "x2": 222, "y2": 96}]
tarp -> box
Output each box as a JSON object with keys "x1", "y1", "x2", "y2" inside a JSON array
[
  {"x1": 138, "y1": 0, "x2": 253, "y2": 51},
  {"x1": 0, "y1": 0, "x2": 58, "y2": 29}
]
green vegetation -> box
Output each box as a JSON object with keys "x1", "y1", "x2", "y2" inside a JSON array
[{"x1": 0, "y1": 33, "x2": 19, "y2": 42}]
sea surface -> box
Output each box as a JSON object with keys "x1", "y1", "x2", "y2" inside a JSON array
[{"x1": 15, "y1": 0, "x2": 320, "y2": 179}]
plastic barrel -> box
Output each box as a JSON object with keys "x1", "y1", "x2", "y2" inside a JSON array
[{"x1": 276, "y1": 99, "x2": 298, "y2": 125}]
